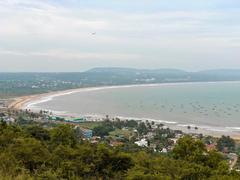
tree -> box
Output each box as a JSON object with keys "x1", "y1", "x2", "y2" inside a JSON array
[
  {"x1": 217, "y1": 135, "x2": 235, "y2": 153},
  {"x1": 25, "y1": 125, "x2": 50, "y2": 141},
  {"x1": 0, "y1": 122, "x2": 25, "y2": 148},
  {"x1": 172, "y1": 136, "x2": 207, "y2": 164},
  {"x1": 0, "y1": 151, "x2": 20, "y2": 176},
  {"x1": 172, "y1": 136, "x2": 228, "y2": 172},
  {"x1": 50, "y1": 125, "x2": 77, "y2": 147},
  {"x1": 9, "y1": 138, "x2": 50, "y2": 173},
  {"x1": 92, "y1": 122, "x2": 115, "y2": 137},
  {"x1": 125, "y1": 120, "x2": 138, "y2": 128},
  {"x1": 114, "y1": 118, "x2": 123, "y2": 129},
  {"x1": 137, "y1": 122, "x2": 148, "y2": 135}
]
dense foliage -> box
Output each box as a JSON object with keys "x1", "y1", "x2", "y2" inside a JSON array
[
  {"x1": 217, "y1": 135, "x2": 236, "y2": 153},
  {"x1": 0, "y1": 121, "x2": 240, "y2": 179}
]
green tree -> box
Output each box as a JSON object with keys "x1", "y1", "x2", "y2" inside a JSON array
[
  {"x1": 9, "y1": 138, "x2": 50, "y2": 173},
  {"x1": 125, "y1": 120, "x2": 138, "y2": 128},
  {"x1": 50, "y1": 125, "x2": 77, "y2": 147},
  {"x1": 0, "y1": 151, "x2": 21, "y2": 176},
  {"x1": 172, "y1": 136, "x2": 229, "y2": 173},
  {"x1": 172, "y1": 136, "x2": 207, "y2": 164},
  {"x1": 137, "y1": 122, "x2": 148, "y2": 135},
  {"x1": 217, "y1": 135, "x2": 235, "y2": 152},
  {"x1": 25, "y1": 125, "x2": 50, "y2": 141},
  {"x1": 92, "y1": 122, "x2": 115, "y2": 137}
]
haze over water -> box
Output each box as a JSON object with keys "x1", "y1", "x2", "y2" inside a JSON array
[{"x1": 31, "y1": 82, "x2": 240, "y2": 134}]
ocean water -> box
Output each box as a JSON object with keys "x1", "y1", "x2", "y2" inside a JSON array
[{"x1": 29, "y1": 82, "x2": 240, "y2": 134}]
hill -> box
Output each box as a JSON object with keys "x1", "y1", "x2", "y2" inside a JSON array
[{"x1": 1, "y1": 68, "x2": 240, "y2": 98}]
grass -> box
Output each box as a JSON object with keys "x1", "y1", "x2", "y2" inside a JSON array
[
  {"x1": 109, "y1": 128, "x2": 132, "y2": 139},
  {"x1": 77, "y1": 121, "x2": 102, "y2": 129}
]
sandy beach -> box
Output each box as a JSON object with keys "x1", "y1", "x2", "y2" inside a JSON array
[
  {"x1": 8, "y1": 83, "x2": 175, "y2": 110},
  {"x1": 8, "y1": 95, "x2": 39, "y2": 109}
]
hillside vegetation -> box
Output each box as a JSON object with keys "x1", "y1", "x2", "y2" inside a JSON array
[{"x1": 0, "y1": 120, "x2": 240, "y2": 179}]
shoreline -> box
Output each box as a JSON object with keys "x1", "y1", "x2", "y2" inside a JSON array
[
  {"x1": 8, "y1": 81, "x2": 240, "y2": 139},
  {"x1": 8, "y1": 82, "x2": 197, "y2": 109},
  {"x1": 9, "y1": 80, "x2": 240, "y2": 110}
]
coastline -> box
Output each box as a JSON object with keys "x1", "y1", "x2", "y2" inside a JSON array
[
  {"x1": 9, "y1": 82, "x2": 193, "y2": 109},
  {"x1": 8, "y1": 81, "x2": 240, "y2": 139},
  {"x1": 9, "y1": 80, "x2": 240, "y2": 110},
  {"x1": 8, "y1": 94, "x2": 40, "y2": 109}
]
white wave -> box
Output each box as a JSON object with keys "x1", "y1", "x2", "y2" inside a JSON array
[
  {"x1": 177, "y1": 124, "x2": 197, "y2": 127},
  {"x1": 115, "y1": 116, "x2": 177, "y2": 124},
  {"x1": 226, "y1": 127, "x2": 240, "y2": 131},
  {"x1": 177, "y1": 123, "x2": 234, "y2": 133},
  {"x1": 24, "y1": 81, "x2": 240, "y2": 109},
  {"x1": 23, "y1": 81, "x2": 240, "y2": 135}
]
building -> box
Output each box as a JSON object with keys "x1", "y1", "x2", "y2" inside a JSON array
[
  {"x1": 74, "y1": 126, "x2": 93, "y2": 139},
  {"x1": 145, "y1": 132, "x2": 155, "y2": 138},
  {"x1": 206, "y1": 144, "x2": 216, "y2": 152},
  {"x1": 65, "y1": 117, "x2": 86, "y2": 123},
  {"x1": 110, "y1": 141, "x2": 124, "y2": 147},
  {"x1": 169, "y1": 138, "x2": 179, "y2": 144},
  {"x1": 135, "y1": 139, "x2": 148, "y2": 147},
  {"x1": 81, "y1": 128, "x2": 93, "y2": 139},
  {"x1": 161, "y1": 148, "x2": 168, "y2": 153},
  {"x1": 2, "y1": 116, "x2": 15, "y2": 124}
]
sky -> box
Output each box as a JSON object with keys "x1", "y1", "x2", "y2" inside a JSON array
[{"x1": 0, "y1": 0, "x2": 240, "y2": 72}]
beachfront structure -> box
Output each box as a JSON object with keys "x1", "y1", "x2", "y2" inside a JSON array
[
  {"x1": 49, "y1": 116, "x2": 87, "y2": 124},
  {"x1": 49, "y1": 116, "x2": 64, "y2": 121},
  {"x1": 64, "y1": 117, "x2": 86, "y2": 124}
]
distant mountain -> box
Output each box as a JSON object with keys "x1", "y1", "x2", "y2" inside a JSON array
[
  {"x1": 87, "y1": 67, "x2": 187, "y2": 74},
  {"x1": 199, "y1": 69, "x2": 240, "y2": 75},
  {"x1": 194, "y1": 69, "x2": 240, "y2": 81}
]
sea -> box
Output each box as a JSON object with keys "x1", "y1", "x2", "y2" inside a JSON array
[{"x1": 26, "y1": 82, "x2": 240, "y2": 136}]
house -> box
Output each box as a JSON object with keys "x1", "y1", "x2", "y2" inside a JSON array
[
  {"x1": 81, "y1": 128, "x2": 93, "y2": 139},
  {"x1": 145, "y1": 132, "x2": 155, "y2": 138},
  {"x1": 135, "y1": 139, "x2": 148, "y2": 147},
  {"x1": 206, "y1": 144, "x2": 216, "y2": 152},
  {"x1": 65, "y1": 117, "x2": 86, "y2": 123},
  {"x1": 74, "y1": 126, "x2": 93, "y2": 139},
  {"x1": 169, "y1": 138, "x2": 179, "y2": 144},
  {"x1": 161, "y1": 148, "x2": 168, "y2": 153},
  {"x1": 2, "y1": 117, "x2": 15, "y2": 124},
  {"x1": 175, "y1": 133, "x2": 183, "y2": 139},
  {"x1": 90, "y1": 136, "x2": 101, "y2": 143},
  {"x1": 110, "y1": 141, "x2": 124, "y2": 147}
]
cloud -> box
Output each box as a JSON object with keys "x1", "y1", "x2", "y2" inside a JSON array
[
  {"x1": 0, "y1": 49, "x2": 141, "y2": 60},
  {"x1": 1, "y1": 0, "x2": 238, "y2": 39},
  {"x1": 0, "y1": 1, "x2": 108, "y2": 38},
  {"x1": 0, "y1": 0, "x2": 240, "y2": 71}
]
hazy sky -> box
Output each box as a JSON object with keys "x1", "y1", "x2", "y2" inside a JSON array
[{"x1": 0, "y1": 0, "x2": 240, "y2": 72}]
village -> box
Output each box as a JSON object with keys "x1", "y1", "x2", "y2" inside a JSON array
[{"x1": 1, "y1": 107, "x2": 240, "y2": 171}]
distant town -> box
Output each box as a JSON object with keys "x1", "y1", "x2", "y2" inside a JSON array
[{"x1": 2, "y1": 68, "x2": 240, "y2": 98}]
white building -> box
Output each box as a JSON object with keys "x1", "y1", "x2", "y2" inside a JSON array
[
  {"x1": 161, "y1": 148, "x2": 168, "y2": 153},
  {"x1": 135, "y1": 139, "x2": 148, "y2": 147}
]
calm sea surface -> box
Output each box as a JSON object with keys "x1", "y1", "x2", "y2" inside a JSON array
[{"x1": 31, "y1": 82, "x2": 240, "y2": 133}]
